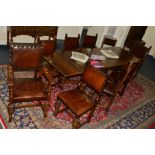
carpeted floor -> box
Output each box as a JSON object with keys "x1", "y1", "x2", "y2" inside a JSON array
[
  {"x1": 0, "y1": 65, "x2": 155, "y2": 129},
  {"x1": 139, "y1": 55, "x2": 155, "y2": 82},
  {"x1": 0, "y1": 115, "x2": 7, "y2": 129}
]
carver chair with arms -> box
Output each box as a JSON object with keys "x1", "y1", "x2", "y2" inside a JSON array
[
  {"x1": 7, "y1": 44, "x2": 55, "y2": 122},
  {"x1": 54, "y1": 65, "x2": 110, "y2": 128}
]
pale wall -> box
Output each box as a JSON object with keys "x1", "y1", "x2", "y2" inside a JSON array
[
  {"x1": 0, "y1": 26, "x2": 7, "y2": 44},
  {"x1": 87, "y1": 26, "x2": 130, "y2": 48},
  {"x1": 57, "y1": 26, "x2": 83, "y2": 39},
  {"x1": 87, "y1": 26, "x2": 106, "y2": 47},
  {"x1": 142, "y1": 26, "x2": 155, "y2": 58}
]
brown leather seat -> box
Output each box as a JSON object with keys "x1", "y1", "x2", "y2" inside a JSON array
[
  {"x1": 58, "y1": 89, "x2": 94, "y2": 116},
  {"x1": 13, "y1": 79, "x2": 47, "y2": 102},
  {"x1": 7, "y1": 44, "x2": 54, "y2": 122},
  {"x1": 54, "y1": 65, "x2": 108, "y2": 128}
]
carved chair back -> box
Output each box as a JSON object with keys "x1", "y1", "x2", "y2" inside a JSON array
[
  {"x1": 81, "y1": 34, "x2": 97, "y2": 48},
  {"x1": 101, "y1": 36, "x2": 117, "y2": 47},
  {"x1": 64, "y1": 34, "x2": 80, "y2": 51},
  {"x1": 131, "y1": 42, "x2": 152, "y2": 59}
]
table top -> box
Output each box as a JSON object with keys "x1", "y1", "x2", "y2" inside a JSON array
[
  {"x1": 93, "y1": 47, "x2": 140, "y2": 69},
  {"x1": 44, "y1": 48, "x2": 92, "y2": 78},
  {"x1": 44, "y1": 47, "x2": 140, "y2": 78}
]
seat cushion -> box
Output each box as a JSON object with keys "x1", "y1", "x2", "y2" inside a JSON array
[
  {"x1": 58, "y1": 89, "x2": 94, "y2": 116},
  {"x1": 13, "y1": 79, "x2": 47, "y2": 102}
]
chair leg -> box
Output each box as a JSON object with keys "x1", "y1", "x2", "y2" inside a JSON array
[
  {"x1": 54, "y1": 100, "x2": 61, "y2": 116},
  {"x1": 87, "y1": 106, "x2": 96, "y2": 123},
  {"x1": 8, "y1": 104, "x2": 14, "y2": 122},
  {"x1": 105, "y1": 97, "x2": 114, "y2": 112},
  {"x1": 43, "y1": 103, "x2": 49, "y2": 118},
  {"x1": 72, "y1": 117, "x2": 81, "y2": 129}
]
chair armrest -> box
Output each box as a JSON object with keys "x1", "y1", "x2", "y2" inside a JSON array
[{"x1": 42, "y1": 67, "x2": 55, "y2": 86}]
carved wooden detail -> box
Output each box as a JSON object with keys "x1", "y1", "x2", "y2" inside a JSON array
[{"x1": 7, "y1": 26, "x2": 58, "y2": 45}]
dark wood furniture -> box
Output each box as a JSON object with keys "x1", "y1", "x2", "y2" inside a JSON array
[
  {"x1": 100, "y1": 61, "x2": 142, "y2": 111},
  {"x1": 101, "y1": 35, "x2": 117, "y2": 47},
  {"x1": 45, "y1": 47, "x2": 140, "y2": 81},
  {"x1": 41, "y1": 39, "x2": 59, "y2": 80},
  {"x1": 93, "y1": 47, "x2": 140, "y2": 69},
  {"x1": 130, "y1": 43, "x2": 152, "y2": 77},
  {"x1": 7, "y1": 44, "x2": 52, "y2": 122},
  {"x1": 7, "y1": 26, "x2": 58, "y2": 45},
  {"x1": 131, "y1": 43, "x2": 151, "y2": 59},
  {"x1": 130, "y1": 40, "x2": 146, "y2": 51},
  {"x1": 44, "y1": 48, "x2": 92, "y2": 79},
  {"x1": 124, "y1": 26, "x2": 147, "y2": 50},
  {"x1": 40, "y1": 40, "x2": 56, "y2": 57},
  {"x1": 64, "y1": 34, "x2": 80, "y2": 51},
  {"x1": 54, "y1": 65, "x2": 108, "y2": 128},
  {"x1": 81, "y1": 34, "x2": 98, "y2": 48}
]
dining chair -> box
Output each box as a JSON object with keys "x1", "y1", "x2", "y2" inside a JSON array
[
  {"x1": 101, "y1": 35, "x2": 117, "y2": 48},
  {"x1": 124, "y1": 40, "x2": 146, "y2": 52},
  {"x1": 81, "y1": 34, "x2": 98, "y2": 48},
  {"x1": 7, "y1": 44, "x2": 55, "y2": 122},
  {"x1": 37, "y1": 27, "x2": 58, "y2": 41},
  {"x1": 99, "y1": 61, "x2": 141, "y2": 112},
  {"x1": 37, "y1": 33, "x2": 59, "y2": 79},
  {"x1": 64, "y1": 34, "x2": 80, "y2": 51},
  {"x1": 54, "y1": 65, "x2": 109, "y2": 128},
  {"x1": 37, "y1": 27, "x2": 57, "y2": 57},
  {"x1": 130, "y1": 42, "x2": 152, "y2": 77},
  {"x1": 38, "y1": 39, "x2": 56, "y2": 57},
  {"x1": 131, "y1": 43, "x2": 151, "y2": 59}
]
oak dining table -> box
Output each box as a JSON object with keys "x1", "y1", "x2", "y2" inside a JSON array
[{"x1": 44, "y1": 47, "x2": 140, "y2": 78}]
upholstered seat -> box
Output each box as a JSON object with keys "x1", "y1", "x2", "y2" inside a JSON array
[
  {"x1": 58, "y1": 89, "x2": 94, "y2": 116},
  {"x1": 13, "y1": 79, "x2": 47, "y2": 102}
]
